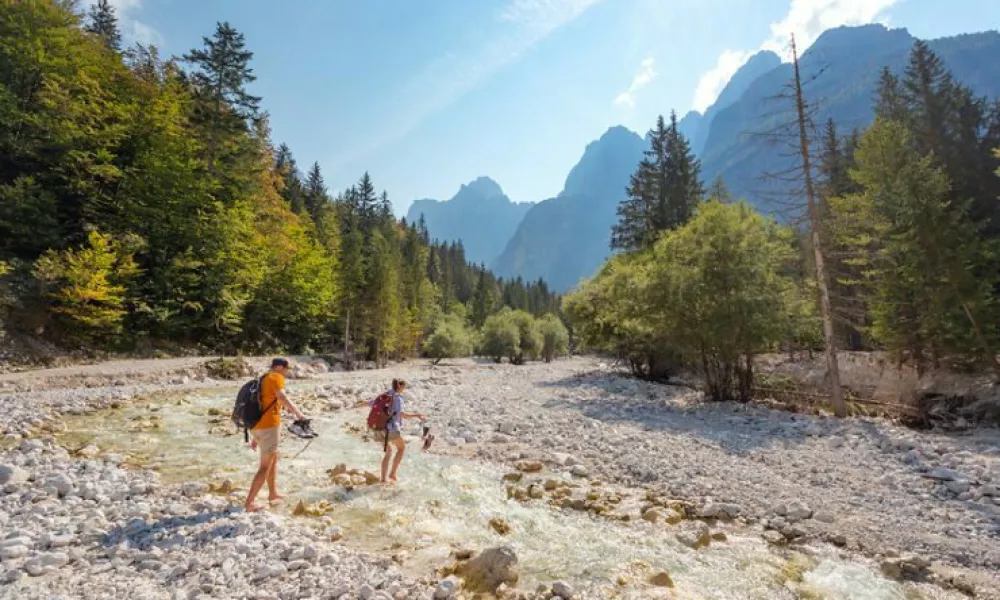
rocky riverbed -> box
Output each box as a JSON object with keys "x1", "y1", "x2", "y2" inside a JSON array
[{"x1": 0, "y1": 356, "x2": 998, "y2": 599}]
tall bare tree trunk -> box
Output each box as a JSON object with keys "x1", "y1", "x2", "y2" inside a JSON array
[{"x1": 791, "y1": 35, "x2": 847, "y2": 418}]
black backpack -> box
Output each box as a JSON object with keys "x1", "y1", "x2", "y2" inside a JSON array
[{"x1": 231, "y1": 374, "x2": 276, "y2": 442}]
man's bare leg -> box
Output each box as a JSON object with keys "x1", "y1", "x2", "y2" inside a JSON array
[
  {"x1": 267, "y1": 454, "x2": 284, "y2": 503},
  {"x1": 245, "y1": 452, "x2": 274, "y2": 512}
]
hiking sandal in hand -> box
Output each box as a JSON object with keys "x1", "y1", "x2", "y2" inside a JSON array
[{"x1": 288, "y1": 419, "x2": 317, "y2": 439}]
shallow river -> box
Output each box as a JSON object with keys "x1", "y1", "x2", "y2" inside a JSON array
[{"x1": 57, "y1": 387, "x2": 958, "y2": 600}]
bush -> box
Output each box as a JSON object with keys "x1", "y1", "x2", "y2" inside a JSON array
[
  {"x1": 508, "y1": 309, "x2": 541, "y2": 364},
  {"x1": 538, "y1": 314, "x2": 569, "y2": 362},
  {"x1": 423, "y1": 313, "x2": 474, "y2": 364},
  {"x1": 32, "y1": 231, "x2": 140, "y2": 346},
  {"x1": 480, "y1": 309, "x2": 520, "y2": 363}
]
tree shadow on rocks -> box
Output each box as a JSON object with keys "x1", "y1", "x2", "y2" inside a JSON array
[
  {"x1": 101, "y1": 507, "x2": 244, "y2": 552},
  {"x1": 535, "y1": 371, "x2": 898, "y2": 457}
]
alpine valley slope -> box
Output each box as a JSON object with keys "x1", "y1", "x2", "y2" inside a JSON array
[{"x1": 415, "y1": 25, "x2": 1000, "y2": 293}]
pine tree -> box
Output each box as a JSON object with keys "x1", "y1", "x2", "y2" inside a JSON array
[
  {"x1": 875, "y1": 67, "x2": 907, "y2": 123},
  {"x1": 304, "y1": 162, "x2": 328, "y2": 220},
  {"x1": 86, "y1": 0, "x2": 121, "y2": 51},
  {"x1": 183, "y1": 22, "x2": 261, "y2": 175},
  {"x1": 611, "y1": 113, "x2": 702, "y2": 253},
  {"x1": 274, "y1": 144, "x2": 305, "y2": 214},
  {"x1": 659, "y1": 110, "x2": 704, "y2": 230}
]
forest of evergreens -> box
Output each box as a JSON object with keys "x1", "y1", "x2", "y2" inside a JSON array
[
  {"x1": 0, "y1": 1, "x2": 563, "y2": 365},
  {"x1": 565, "y1": 40, "x2": 1000, "y2": 400}
]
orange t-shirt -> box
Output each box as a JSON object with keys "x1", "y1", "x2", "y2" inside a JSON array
[{"x1": 253, "y1": 372, "x2": 285, "y2": 430}]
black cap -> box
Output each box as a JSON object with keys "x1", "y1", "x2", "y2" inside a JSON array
[{"x1": 271, "y1": 358, "x2": 289, "y2": 368}]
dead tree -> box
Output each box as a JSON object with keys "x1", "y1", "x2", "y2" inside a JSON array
[{"x1": 744, "y1": 34, "x2": 847, "y2": 417}]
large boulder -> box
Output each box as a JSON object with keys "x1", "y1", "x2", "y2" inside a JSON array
[{"x1": 459, "y1": 546, "x2": 520, "y2": 592}]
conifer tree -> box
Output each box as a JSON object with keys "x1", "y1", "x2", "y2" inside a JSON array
[
  {"x1": 304, "y1": 162, "x2": 328, "y2": 220},
  {"x1": 612, "y1": 113, "x2": 702, "y2": 253},
  {"x1": 86, "y1": 0, "x2": 121, "y2": 51},
  {"x1": 183, "y1": 22, "x2": 261, "y2": 175}
]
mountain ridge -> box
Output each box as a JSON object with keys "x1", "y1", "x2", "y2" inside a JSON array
[{"x1": 404, "y1": 177, "x2": 533, "y2": 266}]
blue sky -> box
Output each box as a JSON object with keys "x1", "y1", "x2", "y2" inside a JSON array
[{"x1": 107, "y1": 0, "x2": 999, "y2": 213}]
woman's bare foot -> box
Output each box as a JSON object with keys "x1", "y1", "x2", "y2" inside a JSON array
[
  {"x1": 268, "y1": 495, "x2": 285, "y2": 504},
  {"x1": 388, "y1": 475, "x2": 398, "y2": 485},
  {"x1": 244, "y1": 503, "x2": 265, "y2": 513}
]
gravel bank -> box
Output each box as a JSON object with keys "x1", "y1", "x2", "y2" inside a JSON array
[{"x1": 1, "y1": 356, "x2": 998, "y2": 598}]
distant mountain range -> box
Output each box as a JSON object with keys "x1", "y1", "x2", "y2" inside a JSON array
[
  {"x1": 405, "y1": 177, "x2": 532, "y2": 266},
  {"x1": 405, "y1": 25, "x2": 1000, "y2": 292}
]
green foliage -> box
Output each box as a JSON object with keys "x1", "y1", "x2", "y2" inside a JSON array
[
  {"x1": 538, "y1": 313, "x2": 569, "y2": 362},
  {"x1": 612, "y1": 112, "x2": 703, "y2": 252},
  {"x1": 33, "y1": 230, "x2": 139, "y2": 345},
  {"x1": 564, "y1": 253, "x2": 678, "y2": 380},
  {"x1": 423, "y1": 313, "x2": 474, "y2": 364},
  {"x1": 509, "y1": 309, "x2": 542, "y2": 364},
  {"x1": 480, "y1": 309, "x2": 520, "y2": 363},
  {"x1": 649, "y1": 201, "x2": 796, "y2": 399},
  {"x1": 829, "y1": 119, "x2": 999, "y2": 370},
  {"x1": 569, "y1": 201, "x2": 799, "y2": 398},
  {"x1": 0, "y1": 1, "x2": 561, "y2": 359}
]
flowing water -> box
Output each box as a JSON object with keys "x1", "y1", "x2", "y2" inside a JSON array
[{"x1": 58, "y1": 388, "x2": 959, "y2": 600}]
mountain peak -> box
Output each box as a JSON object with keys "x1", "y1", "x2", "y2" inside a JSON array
[
  {"x1": 808, "y1": 24, "x2": 913, "y2": 54},
  {"x1": 458, "y1": 176, "x2": 505, "y2": 199}
]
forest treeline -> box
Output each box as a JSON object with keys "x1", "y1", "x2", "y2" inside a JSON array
[
  {"x1": 565, "y1": 41, "x2": 1000, "y2": 399},
  {"x1": 0, "y1": 1, "x2": 562, "y2": 365}
]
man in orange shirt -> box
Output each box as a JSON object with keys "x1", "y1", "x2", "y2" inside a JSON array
[{"x1": 244, "y1": 358, "x2": 306, "y2": 512}]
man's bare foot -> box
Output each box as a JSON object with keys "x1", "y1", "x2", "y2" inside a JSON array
[
  {"x1": 268, "y1": 495, "x2": 285, "y2": 504},
  {"x1": 244, "y1": 503, "x2": 265, "y2": 513},
  {"x1": 388, "y1": 476, "x2": 398, "y2": 485}
]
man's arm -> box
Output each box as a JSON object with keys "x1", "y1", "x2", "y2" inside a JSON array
[{"x1": 277, "y1": 388, "x2": 305, "y2": 421}]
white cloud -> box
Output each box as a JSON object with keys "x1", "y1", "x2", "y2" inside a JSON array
[
  {"x1": 92, "y1": 0, "x2": 162, "y2": 47},
  {"x1": 691, "y1": 50, "x2": 751, "y2": 113},
  {"x1": 613, "y1": 56, "x2": 656, "y2": 109},
  {"x1": 691, "y1": 0, "x2": 900, "y2": 111},
  {"x1": 762, "y1": 0, "x2": 899, "y2": 57},
  {"x1": 330, "y1": 0, "x2": 605, "y2": 171}
]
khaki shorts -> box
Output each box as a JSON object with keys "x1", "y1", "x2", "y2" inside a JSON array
[
  {"x1": 374, "y1": 431, "x2": 401, "y2": 444},
  {"x1": 251, "y1": 426, "x2": 280, "y2": 456}
]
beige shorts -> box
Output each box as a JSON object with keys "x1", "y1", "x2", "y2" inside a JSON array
[
  {"x1": 374, "y1": 431, "x2": 401, "y2": 444},
  {"x1": 251, "y1": 426, "x2": 280, "y2": 456}
]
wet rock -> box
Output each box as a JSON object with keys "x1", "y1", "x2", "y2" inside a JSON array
[
  {"x1": 77, "y1": 444, "x2": 100, "y2": 458},
  {"x1": 0, "y1": 545, "x2": 29, "y2": 560},
  {"x1": 515, "y1": 460, "x2": 543, "y2": 473},
  {"x1": 459, "y1": 546, "x2": 520, "y2": 593},
  {"x1": 489, "y1": 517, "x2": 512, "y2": 536},
  {"x1": 434, "y1": 577, "x2": 458, "y2": 599},
  {"x1": 676, "y1": 522, "x2": 711, "y2": 549},
  {"x1": 502, "y1": 472, "x2": 523, "y2": 483},
  {"x1": 649, "y1": 571, "x2": 674, "y2": 587},
  {"x1": 570, "y1": 465, "x2": 589, "y2": 478},
  {"x1": 552, "y1": 580, "x2": 574, "y2": 598},
  {"x1": 527, "y1": 484, "x2": 544, "y2": 499}
]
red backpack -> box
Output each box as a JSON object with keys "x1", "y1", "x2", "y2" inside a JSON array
[{"x1": 366, "y1": 392, "x2": 394, "y2": 431}]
